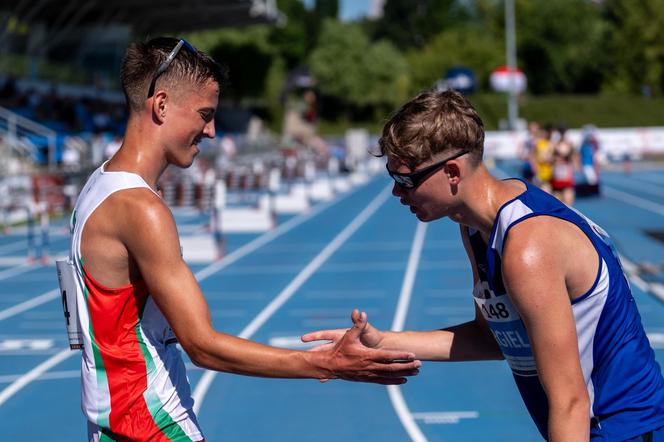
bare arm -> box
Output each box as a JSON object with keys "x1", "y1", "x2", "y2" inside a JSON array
[
  {"x1": 502, "y1": 218, "x2": 590, "y2": 441},
  {"x1": 122, "y1": 192, "x2": 420, "y2": 384},
  {"x1": 303, "y1": 226, "x2": 503, "y2": 362}
]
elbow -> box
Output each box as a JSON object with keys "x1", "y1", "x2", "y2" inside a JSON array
[
  {"x1": 551, "y1": 390, "x2": 590, "y2": 421},
  {"x1": 179, "y1": 333, "x2": 215, "y2": 369},
  {"x1": 187, "y1": 348, "x2": 208, "y2": 369},
  {"x1": 181, "y1": 341, "x2": 207, "y2": 368}
]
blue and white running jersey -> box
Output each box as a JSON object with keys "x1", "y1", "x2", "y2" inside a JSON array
[{"x1": 468, "y1": 180, "x2": 664, "y2": 441}]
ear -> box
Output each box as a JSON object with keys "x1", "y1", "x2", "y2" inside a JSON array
[
  {"x1": 444, "y1": 161, "x2": 462, "y2": 185},
  {"x1": 151, "y1": 91, "x2": 168, "y2": 124}
]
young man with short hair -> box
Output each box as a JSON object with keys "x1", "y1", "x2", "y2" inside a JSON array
[
  {"x1": 304, "y1": 90, "x2": 664, "y2": 441},
  {"x1": 69, "y1": 37, "x2": 420, "y2": 442}
]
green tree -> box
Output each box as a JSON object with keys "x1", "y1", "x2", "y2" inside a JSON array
[
  {"x1": 372, "y1": 0, "x2": 469, "y2": 49},
  {"x1": 269, "y1": 0, "x2": 312, "y2": 68},
  {"x1": 602, "y1": 0, "x2": 664, "y2": 95},
  {"x1": 193, "y1": 28, "x2": 273, "y2": 101},
  {"x1": 514, "y1": 0, "x2": 607, "y2": 94},
  {"x1": 406, "y1": 25, "x2": 504, "y2": 93},
  {"x1": 309, "y1": 20, "x2": 408, "y2": 117},
  {"x1": 315, "y1": 0, "x2": 339, "y2": 19}
]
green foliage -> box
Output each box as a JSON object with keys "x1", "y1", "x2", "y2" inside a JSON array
[
  {"x1": 602, "y1": 0, "x2": 664, "y2": 95},
  {"x1": 469, "y1": 93, "x2": 664, "y2": 131},
  {"x1": 314, "y1": 0, "x2": 339, "y2": 19},
  {"x1": 183, "y1": 0, "x2": 664, "y2": 129},
  {"x1": 270, "y1": 0, "x2": 312, "y2": 68},
  {"x1": 309, "y1": 20, "x2": 408, "y2": 114},
  {"x1": 372, "y1": 0, "x2": 469, "y2": 49},
  {"x1": 406, "y1": 25, "x2": 504, "y2": 93},
  {"x1": 515, "y1": 0, "x2": 607, "y2": 94},
  {"x1": 265, "y1": 57, "x2": 288, "y2": 130}
]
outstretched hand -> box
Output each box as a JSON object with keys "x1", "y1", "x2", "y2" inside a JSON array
[{"x1": 302, "y1": 309, "x2": 420, "y2": 385}]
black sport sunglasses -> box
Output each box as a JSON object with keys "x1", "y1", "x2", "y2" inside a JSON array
[
  {"x1": 386, "y1": 150, "x2": 469, "y2": 189},
  {"x1": 147, "y1": 39, "x2": 198, "y2": 98}
]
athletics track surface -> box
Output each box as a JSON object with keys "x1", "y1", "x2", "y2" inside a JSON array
[{"x1": 0, "y1": 162, "x2": 662, "y2": 441}]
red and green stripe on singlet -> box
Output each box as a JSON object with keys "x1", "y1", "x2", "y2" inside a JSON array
[{"x1": 82, "y1": 264, "x2": 194, "y2": 442}]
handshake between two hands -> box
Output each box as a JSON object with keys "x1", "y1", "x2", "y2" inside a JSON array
[{"x1": 300, "y1": 309, "x2": 422, "y2": 385}]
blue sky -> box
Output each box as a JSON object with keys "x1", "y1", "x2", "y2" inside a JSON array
[{"x1": 302, "y1": 0, "x2": 371, "y2": 21}]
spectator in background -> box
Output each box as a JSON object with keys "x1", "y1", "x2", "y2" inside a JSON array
[
  {"x1": 579, "y1": 125, "x2": 601, "y2": 192},
  {"x1": 533, "y1": 124, "x2": 554, "y2": 193},
  {"x1": 550, "y1": 125, "x2": 577, "y2": 206},
  {"x1": 520, "y1": 121, "x2": 539, "y2": 182}
]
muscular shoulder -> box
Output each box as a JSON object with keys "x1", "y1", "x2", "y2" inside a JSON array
[
  {"x1": 108, "y1": 188, "x2": 173, "y2": 229},
  {"x1": 501, "y1": 216, "x2": 597, "y2": 296},
  {"x1": 502, "y1": 216, "x2": 579, "y2": 277},
  {"x1": 109, "y1": 188, "x2": 175, "y2": 242},
  {"x1": 109, "y1": 189, "x2": 182, "y2": 265}
]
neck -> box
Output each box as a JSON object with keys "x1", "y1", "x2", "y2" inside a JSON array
[
  {"x1": 104, "y1": 116, "x2": 167, "y2": 190},
  {"x1": 450, "y1": 165, "x2": 519, "y2": 236}
]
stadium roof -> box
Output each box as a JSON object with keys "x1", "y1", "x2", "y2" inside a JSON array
[{"x1": 1, "y1": 0, "x2": 281, "y2": 34}]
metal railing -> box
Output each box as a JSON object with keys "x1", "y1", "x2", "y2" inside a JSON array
[{"x1": 0, "y1": 105, "x2": 57, "y2": 172}]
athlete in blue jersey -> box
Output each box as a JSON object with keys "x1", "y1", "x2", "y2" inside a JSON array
[{"x1": 303, "y1": 90, "x2": 664, "y2": 441}]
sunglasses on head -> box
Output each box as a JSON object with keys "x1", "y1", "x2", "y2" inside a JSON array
[
  {"x1": 386, "y1": 150, "x2": 469, "y2": 189},
  {"x1": 147, "y1": 39, "x2": 198, "y2": 99}
]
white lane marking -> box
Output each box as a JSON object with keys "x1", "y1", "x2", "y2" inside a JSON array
[
  {"x1": 604, "y1": 175, "x2": 664, "y2": 197},
  {"x1": 387, "y1": 222, "x2": 428, "y2": 442},
  {"x1": 0, "y1": 239, "x2": 28, "y2": 254},
  {"x1": 194, "y1": 179, "x2": 368, "y2": 281},
  {"x1": 633, "y1": 173, "x2": 664, "y2": 187},
  {"x1": 0, "y1": 339, "x2": 54, "y2": 351},
  {"x1": 192, "y1": 184, "x2": 393, "y2": 414},
  {"x1": 0, "y1": 262, "x2": 34, "y2": 281},
  {"x1": 603, "y1": 186, "x2": 664, "y2": 217},
  {"x1": 0, "y1": 348, "x2": 74, "y2": 407},
  {"x1": 0, "y1": 257, "x2": 32, "y2": 266},
  {"x1": 619, "y1": 253, "x2": 664, "y2": 304},
  {"x1": 0, "y1": 248, "x2": 67, "y2": 281},
  {"x1": 412, "y1": 411, "x2": 479, "y2": 425},
  {"x1": 0, "y1": 180, "x2": 367, "y2": 323},
  {"x1": 0, "y1": 363, "x2": 206, "y2": 384},
  {"x1": 0, "y1": 183, "x2": 373, "y2": 408},
  {"x1": 0, "y1": 369, "x2": 80, "y2": 384},
  {"x1": 0, "y1": 289, "x2": 59, "y2": 322}
]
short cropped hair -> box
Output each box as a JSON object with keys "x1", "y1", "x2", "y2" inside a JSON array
[
  {"x1": 378, "y1": 90, "x2": 485, "y2": 168},
  {"x1": 120, "y1": 37, "x2": 226, "y2": 114}
]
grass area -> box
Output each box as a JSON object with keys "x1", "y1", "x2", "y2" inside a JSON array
[{"x1": 316, "y1": 94, "x2": 664, "y2": 135}]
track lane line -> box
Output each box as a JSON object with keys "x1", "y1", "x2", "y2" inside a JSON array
[
  {"x1": 192, "y1": 184, "x2": 393, "y2": 414},
  {"x1": 0, "y1": 179, "x2": 370, "y2": 323},
  {"x1": 0, "y1": 180, "x2": 375, "y2": 408},
  {"x1": 0, "y1": 348, "x2": 74, "y2": 407},
  {"x1": 387, "y1": 221, "x2": 428, "y2": 442}
]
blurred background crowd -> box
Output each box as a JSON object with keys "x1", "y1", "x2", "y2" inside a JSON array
[{"x1": 0, "y1": 0, "x2": 663, "y2": 235}]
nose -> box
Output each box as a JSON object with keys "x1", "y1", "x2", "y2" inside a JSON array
[
  {"x1": 392, "y1": 182, "x2": 403, "y2": 197},
  {"x1": 203, "y1": 119, "x2": 216, "y2": 139}
]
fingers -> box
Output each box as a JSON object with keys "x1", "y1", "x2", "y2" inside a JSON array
[
  {"x1": 301, "y1": 330, "x2": 344, "y2": 343},
  {"x1": 369, "y1": 349, "x2": 417, "y2": 364},
  {"x1": 369, "y1": 359, "x2": 422, "y2": 373},
  {"x1": 377, "y1": 368, "x2": 420, "y2": 378},
  {"x1": 346, "y1": 310, "x2": 367, "y2": 340},
  {"x1": 351, "y1": 308, "x2": 361, "y2": 324},
  {"x1": 348, "y1": 376, "x2": 408, "y2": 385}
]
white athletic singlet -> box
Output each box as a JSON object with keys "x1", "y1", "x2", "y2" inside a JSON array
[{"x1": 70, "y1": 163, "x2": 204, "y2": 442}]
